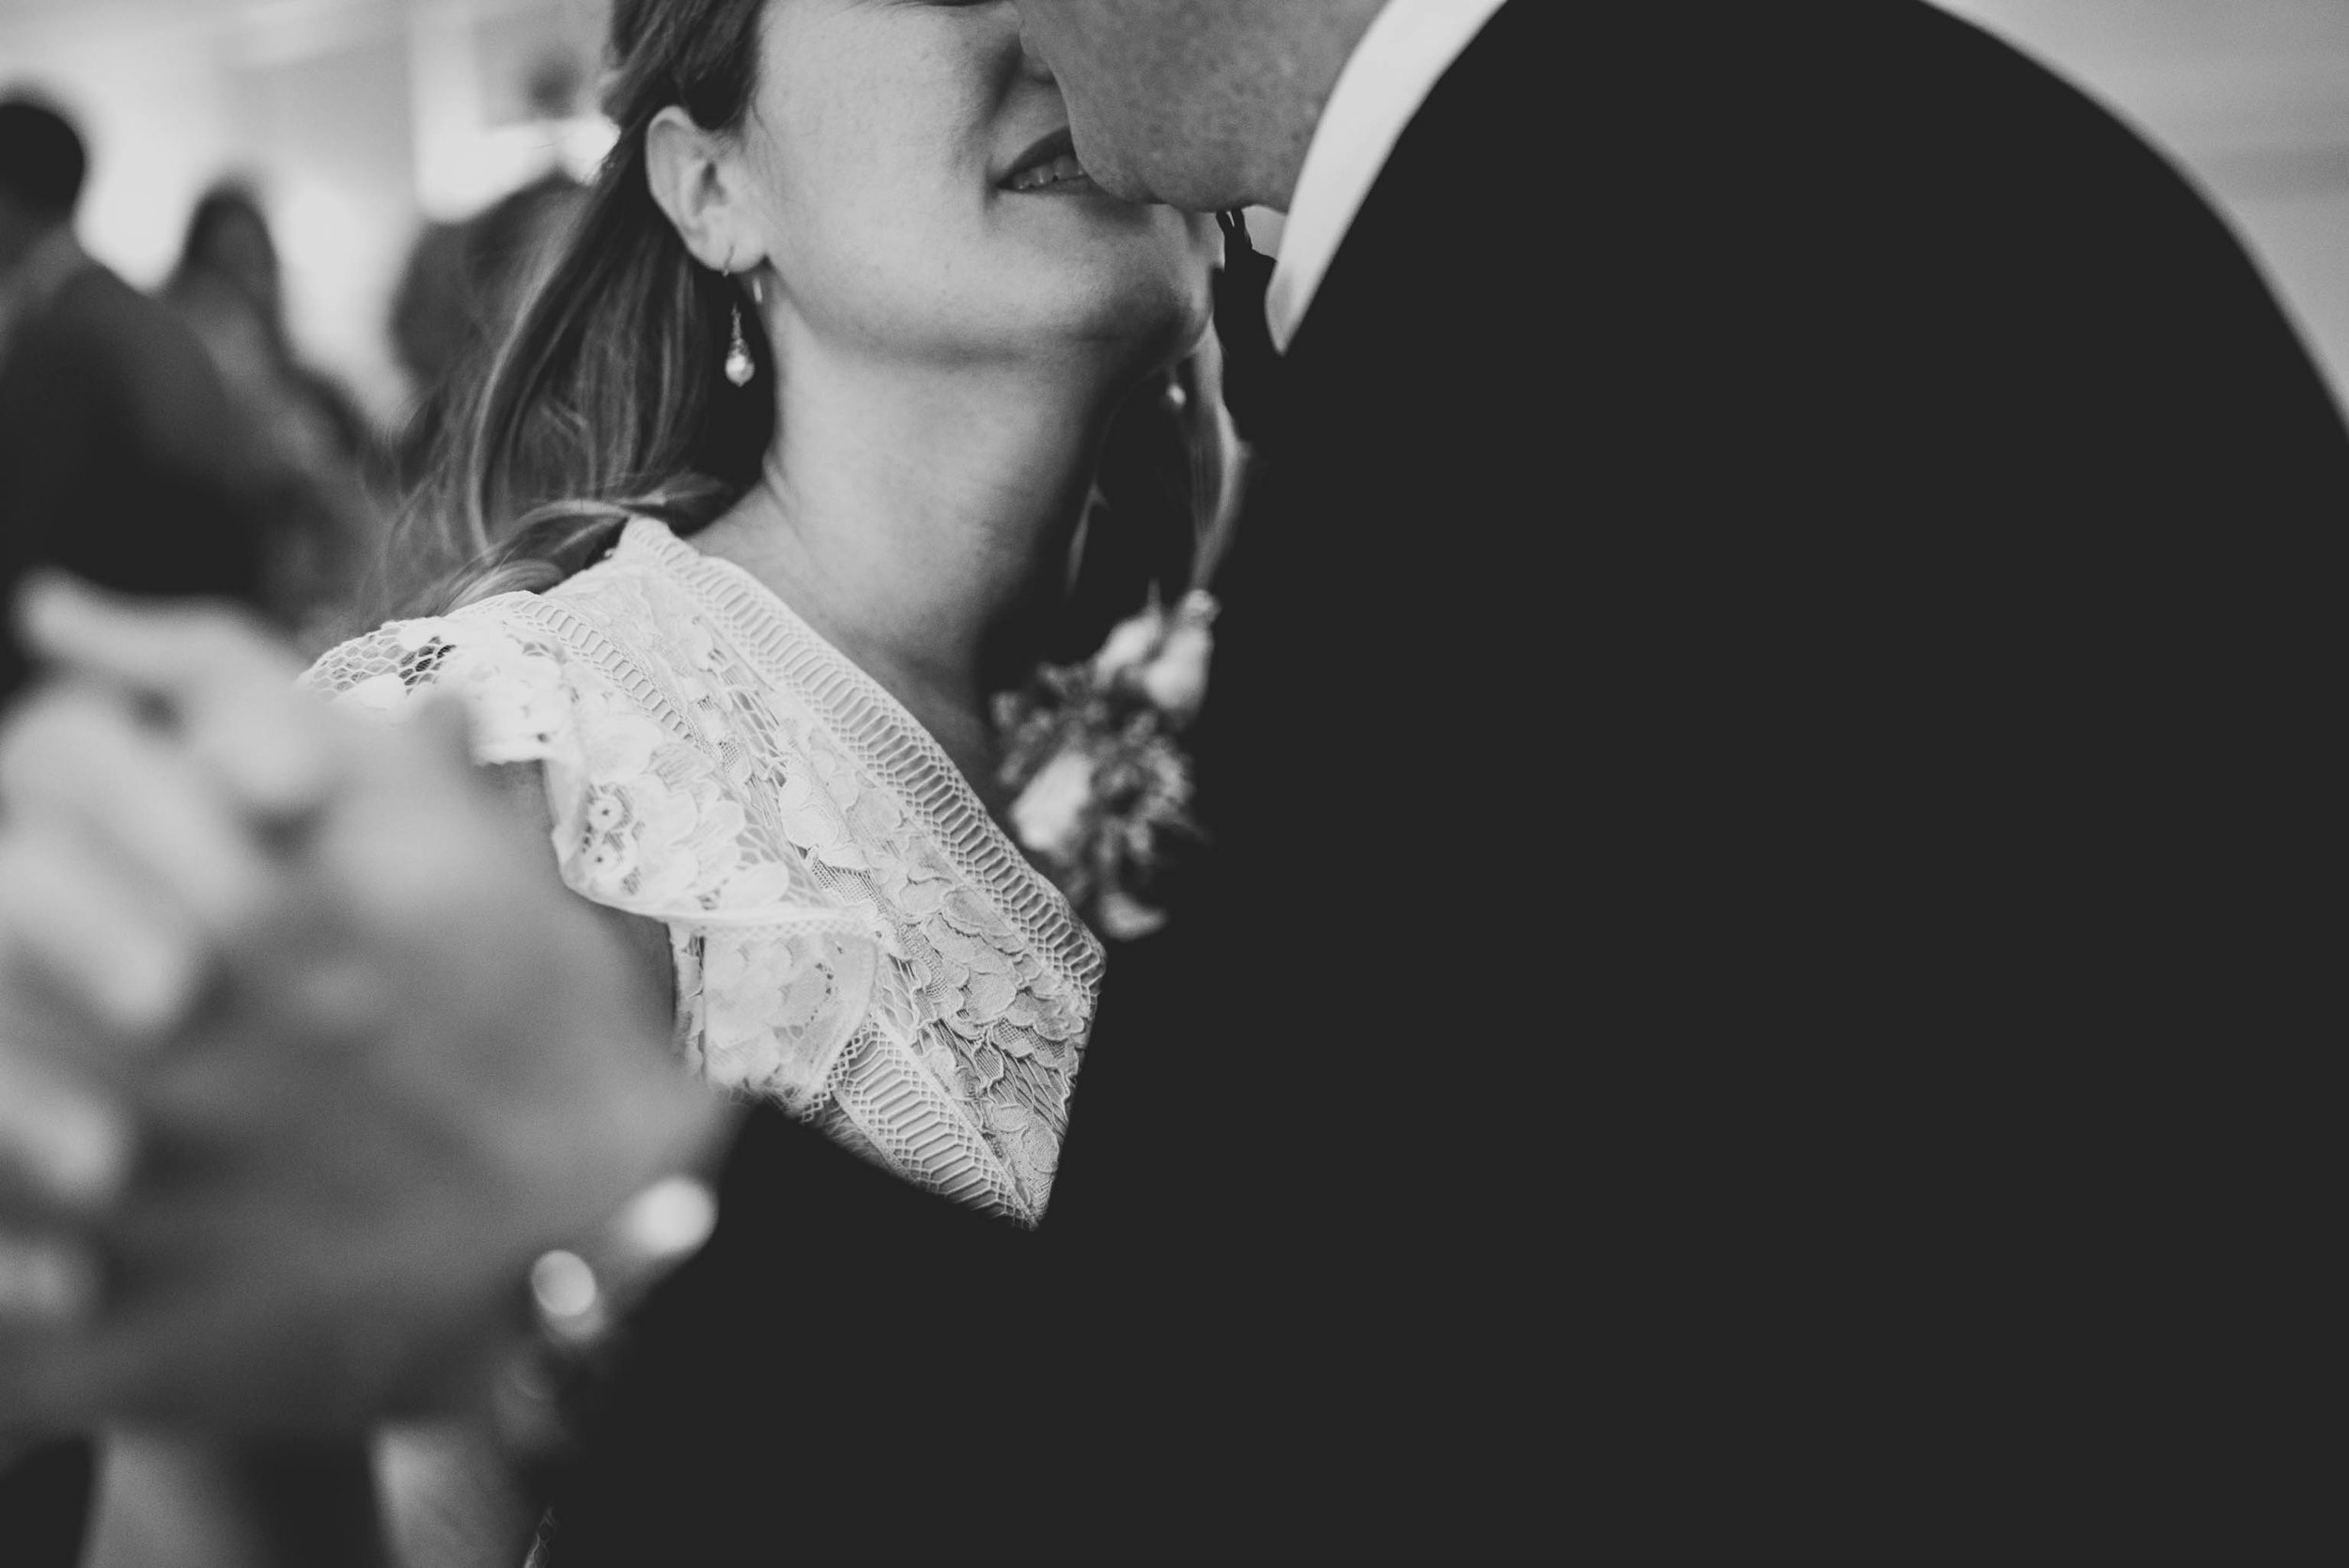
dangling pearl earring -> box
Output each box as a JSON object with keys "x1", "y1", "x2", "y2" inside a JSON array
[
  {"x1": 723, "y1": 257, "x2": 758, "y2": 387},
  {"x1": 724, "y1": 305, "x2": 755, "y2": 387}
]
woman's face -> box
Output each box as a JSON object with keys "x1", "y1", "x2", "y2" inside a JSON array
[{"x1": 733, "y1": 0, "x2": 1215, "y2": 374}]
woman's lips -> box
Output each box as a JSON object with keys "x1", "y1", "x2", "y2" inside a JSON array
[
  {"x1": 1004, "y1": 152, "x2": 1095, "y2": 193},
  {"x1": 999, "y1": 127, "x2": 1097, "y2": 194}
]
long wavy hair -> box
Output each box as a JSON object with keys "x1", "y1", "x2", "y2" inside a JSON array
[
  {"x1": 412, "y1": 0, "x2": 770, "y2": 610},
  {"x1": 408, "y1": 0, "x2": 1209, "y2": 652}
]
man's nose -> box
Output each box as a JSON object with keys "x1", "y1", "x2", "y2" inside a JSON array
[{"x1": 1009, "y1": 5, "x2": 1060, "y2": 85}]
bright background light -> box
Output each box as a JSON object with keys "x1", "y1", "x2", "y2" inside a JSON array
[
  {"x1": 1935, "y1": 0, "x2": 2349, "y2": 401},
  {"x1": 0, "y1": 0, "x2": 613, "y2": 424}
]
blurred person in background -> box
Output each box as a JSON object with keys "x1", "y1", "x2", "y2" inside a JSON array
[
  {"x1": 161, "y1": 180, "x2": 384, "y2": 654},
  {"x1": 383, "y1": 48, "x2": 597, "y2": 523},
  {"x1": 384, "y1": 170, "x2": 589, "y2": 513},
  {"x1": 0, "y1": 95, "x2": 298, "y2": 1568},
  {"x1": 0, "y1": 95, "x2": 276, "y2": 705}
]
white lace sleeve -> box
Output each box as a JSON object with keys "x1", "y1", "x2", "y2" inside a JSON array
[{"x1": 303, "y1": 603, "x2": 886, "y2": 1111}]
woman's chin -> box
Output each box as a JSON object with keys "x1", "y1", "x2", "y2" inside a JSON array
[
  {"x1": 1006, "y1": 265, "x2": 1213, "y2": 362},
  {"x1": 1104, "y1": 300, "x2": 1218, "y2": 383},
  {"x1": 1150, "y1": 306, "x2": 1217, "y2": 374}
]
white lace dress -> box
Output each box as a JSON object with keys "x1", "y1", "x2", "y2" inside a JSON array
[{"x1": 305, "y1": 519, "x2": 1102, "y2": 1226}]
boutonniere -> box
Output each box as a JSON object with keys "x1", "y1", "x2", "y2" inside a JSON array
[
  {"x1": 1003, "y1": 321, "x2": 1252, "y2": 941},
  {"x1": 995, "y1": 589, "x2": 1219, "y2": 941}
]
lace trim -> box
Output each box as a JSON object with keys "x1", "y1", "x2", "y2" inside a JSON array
[
  {"x1": 615, "y1": 521, "x2": 1105, "y2": 1004},
  {"x1": 303, "y1": 521, "x2": 1102, "y2": 1224},
  {"x1": 302, "y1": 601, "x2": 885, "y2": 1116},
  {"x1": 825, "y1": 1022, "x2": 1027, "y2": 1219}
]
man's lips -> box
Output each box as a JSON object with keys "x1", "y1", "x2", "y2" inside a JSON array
[{"x1": 999, "y1": 127, "x2": 1092, "y2": 192}]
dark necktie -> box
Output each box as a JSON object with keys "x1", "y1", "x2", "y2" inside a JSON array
[{"x1": 1212, "y1": 211, "x2": 1283, "y2": 446}]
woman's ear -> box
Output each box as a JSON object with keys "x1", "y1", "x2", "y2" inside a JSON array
[{"x1": 645, "y1": 105, "x2": 764, "y2": 273}]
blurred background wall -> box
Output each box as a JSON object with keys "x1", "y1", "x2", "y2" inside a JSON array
[
  {"x1": 0, "y1": 0, "x2": 613, "y2": 426},
  {"x1": 4, "y1": 0, "x2": 2347, "y2": 421},
  {"x1": 1936, "y1": 0, "x2": 2349, "y2": 401}
]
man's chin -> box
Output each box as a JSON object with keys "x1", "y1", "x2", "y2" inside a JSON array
[
  {"x1": 1082, "y1": 161, "x2": 1157, "y2": 206},
  {"x1": 1082, "y1": 148, "x2": 1259, "y2": 216},
  {"x1": 1059, "y1": 121, "x2": 1156, "y2": 205}
]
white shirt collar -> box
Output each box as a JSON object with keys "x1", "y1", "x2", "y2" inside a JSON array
[{"x1": 1265, "y1": 0, "x2": 1510, "y2": 354}]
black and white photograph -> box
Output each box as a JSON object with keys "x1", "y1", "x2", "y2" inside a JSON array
[{"x1": 1, "y1": 1, "x2": 2341, "y2": 1561}]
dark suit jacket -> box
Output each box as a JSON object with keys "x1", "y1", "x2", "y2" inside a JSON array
[
  {"x1": 545, "y1": 4, "x2": 2342, "y2": 1556},
  {"x1": 0, "y1": 258, "x2": 272, "y2": 699}
]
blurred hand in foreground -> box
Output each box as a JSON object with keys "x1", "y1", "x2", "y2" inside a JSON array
[{"x1": 0, "y1": 580, "x2": 726, "y2": 1432}]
